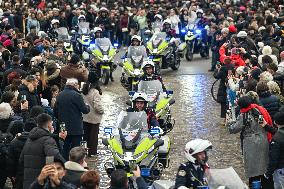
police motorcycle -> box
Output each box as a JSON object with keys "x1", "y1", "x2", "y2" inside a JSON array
[
  {"x1": 136, "y1": 80, "x2": 175, "y2": 134},
  {"x1": 55, "y1": 27, "x2": 74, "y2": 55},
  {"x1": 183, "y1": 23, "x2": 209, "y2": 61},
  {"x1": 89, "y1": 38, "x2": 118, "y2": 85},
  {"x1": 120, "y1": 46, "x2": 147, "y2": 91},
  {"x1": 77, "y1": 20, "x2": 92, "y2": 55},
  {"x1": 146, "y1": 32, "x2": 180, "y2": 74},
  {"x1": 102, "y1": 111, "x2": 170, "y2": 188}
]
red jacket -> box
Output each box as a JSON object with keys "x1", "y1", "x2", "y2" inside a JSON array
[{"x1": 219, "y1": 45, "x2": 245, "y2": 67}]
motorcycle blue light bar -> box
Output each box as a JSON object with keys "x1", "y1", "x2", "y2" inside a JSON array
[
  {"x1": 129, "y1": 91, "x2": 135, "y2": 96},
  {"x1": 167, "y1": 90, "x2": 173, "y2": 95},
  {"x1": 141, "y1": 168, "x2": 151, "y2": 177},
  {"x1": 149, "y1": 56, "x2": 154, "y2": 60},
  {"x1": 181, "y1": 29, "x2": 186, "y2": 33},
  {"x1": 104, "y1": 127, "x2": 112, "y2": 134},
  {"x1": 114, "y1": 43, "x2": 119, "y2": 48},
  {"x1": 149, "y1": 128, "x2": 160, "y2": 135}
]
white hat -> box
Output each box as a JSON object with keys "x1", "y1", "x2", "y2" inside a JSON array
[{"x1": 41, "y1": 98, "x2": 49, "y2": 107}]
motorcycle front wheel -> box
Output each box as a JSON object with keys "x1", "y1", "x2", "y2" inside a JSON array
[
  {"x1": 101, "y1": 69, "x2": 110, "y2": 85},
  {"x1": 170, "y1": 55, "x2": 180, "y2": 70},
  {"x1": 185, "y1": 42, "x2": 193, "y2": 61}
]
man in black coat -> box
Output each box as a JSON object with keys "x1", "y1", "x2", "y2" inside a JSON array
[
  {"x1": 54, "y1": 78, "x2": 90, "y2": 159},
  {"x1": 265, "y1": 112, "x2": 284, "y2": 188},
  {"x1": 18, "y1": 113, "x2": 65, "y2": 189},
  {"x1": 1, "y1": 55, "x2": 27, "y2": 90}
]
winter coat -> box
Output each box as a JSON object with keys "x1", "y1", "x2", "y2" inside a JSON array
[
  {"x1": 7, "y1": 132, "x2": 29, "y2": 177},
  {"x1": 258, "y1": 46, "x2": 278, "y2": 67},
  {"x1": 258, "y1": 91, "x2": 281, "y2": 119},
  {"x1": 82, "y1": 88, "x2": 104, "y2": 124},
  {"x1": 219, "y1": 45, "x2": 245, "y2": 67},
  {"x1": 42, "y1": 69, "x2": 61, "y2": 104},
  {"x1": 54, "y1": 86, "x2": 90, "y2": 136},
  {"x1": 60, "y1": 64, "x2": 88, "y2": 88},
  {"x1": 63, "y1": 161, "x2": 87, "y2": 188},
  {"x1": 95, "y1": 16, "x2": 111, "y2": 31},
  {"x1": 26, "y1": 18, "x2": 40, "y2": 33},
  {"x1": 213, "y1": 63, "x2": 234, "y2": 103},
  {"x1": 19, "y1": 127, "x2": 65, "y2": 189},
  {"x1": 108, "y1": 177, "x2": 148, "y2": 189},
  {"x1": 229, "y1": 111, "x2": 269, "y2": 177},
  {"x1": 30, "y1": 179, "x2": 76, "y2": 189},
  {"x1": 17, "y1": 84, "x2": 41, "y2": 109},
  {"x1": 266, "y1": 127, "x2": 284, "y2": 175},
  {"x1": 1, "y1": 64, "x2": 27, "y2": 89}
]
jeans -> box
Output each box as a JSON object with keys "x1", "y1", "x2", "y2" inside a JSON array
[
  {"x1": 273, "y1": 168, "x2": 284, "y2": 189},
  {"x1": 139, "y1": 28, "x2": 146, "y2": 46},
  {"x1": 62, "y1": 135, "x2": 83, "y2": 160},
  {"x1": 122, "y1": 31, "x2": 129, "y2": 46}
]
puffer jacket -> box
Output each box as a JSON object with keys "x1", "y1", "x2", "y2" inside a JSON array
[
  {"x1": 18, "y1": 127, "x2": 65, "y2": 189},
  {"x1": 219, "y1": 45, "x2": 245, "y2": 67},
  {"x1": 259, "y1": 91, "x2": 281, "y2": 119}
]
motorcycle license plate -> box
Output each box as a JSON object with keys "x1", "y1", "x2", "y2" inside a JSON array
[{"x1": 141, "y1": 168, "x2": 151, "y2": 177}]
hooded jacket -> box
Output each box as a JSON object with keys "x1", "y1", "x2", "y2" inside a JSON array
[
  {"x1": 219, "y1": 45, "x2": 245, "y2": 67},
  {"x1": 63, "y1": 161, "x2": 88, "y2": 187},
  {"x1": 258, "y1": 46, "x2": 278, "y2": 67},
  {"x1": 18, "y1": 127, "x2": 65, "y2": 189}
]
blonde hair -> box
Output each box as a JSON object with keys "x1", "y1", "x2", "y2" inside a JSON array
[
  {"x1": 259, "y1": 71, "x2": 273, "y2": 83},
  {"x1": 267, "y1": 81, "x2": 281, "y2": 95},
  {"x1": 0, "y1": 103, "x2": 13, "y2": 120}
]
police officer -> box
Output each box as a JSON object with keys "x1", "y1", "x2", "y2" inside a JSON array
[
  {"x1": 140, "y1": 60, "x2": 166, "y2": 91},
  {"x1": 175, "y1": 139, "x2": 212, "y2": 189}
]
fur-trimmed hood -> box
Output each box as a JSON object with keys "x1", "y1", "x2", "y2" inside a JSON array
[
  {"x1": 262, "y1": 45, "x2": 272, "y2": 55},
  {"x1": 64, "y1": 161, "x2": 88, "y2": 172},
  {"x1": 44, "y1": 68, "x2": 60, "y2": 81}
]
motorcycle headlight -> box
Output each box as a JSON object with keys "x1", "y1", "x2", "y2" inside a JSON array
[
  {"x1": 153, "y1": 39, "x2": 161, "y2": 46},
  {"x1": 133, "y1": 152, "x2": 144, "y2": 160},
  {"x1": 195, "y1": 29, "x2": 202, "y2": 34},
  {"x1": 181, "y1": 29, "x2": 186, "y2": 34},
  {"x1": 133, "y1": 69, "x2": 141, "y2": 76},
  {"x1": 101, "y1": 45, "x2": 109, "y2": 52}
]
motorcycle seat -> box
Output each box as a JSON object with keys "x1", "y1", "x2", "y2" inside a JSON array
[{"x1": 158, "y1": 135, "x2": 170, "y2": 154}]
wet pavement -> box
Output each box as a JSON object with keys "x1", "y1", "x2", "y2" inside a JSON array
[{"x1": 88, "y1": 53, "x2": 246, "y2": 188}]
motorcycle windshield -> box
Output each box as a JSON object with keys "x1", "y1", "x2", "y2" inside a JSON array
[
  {"x1": 127, "y1": 46, "x2": 145, "y2": 68},
  {"x1": 150, "y1": 32, "x2": 167, "y2": 48},
  {"x1": 117, "y1": 112, "x2": 148, "y2": 146},
  {"x1": 78, "y1": 22, "x2": 90, "y2": 34},
  {"x1": 138, "y1": 80, "x2": 163, "y2": 103},
  {"x1": 95, "y1": 38, "x2": 112, "y2": 55},
  {"x1": 55, "y1": 27, "x2": 69, "y2": 40},
  {"x1": 152, "y1": 22, "x2": 162, "y2": 32}
]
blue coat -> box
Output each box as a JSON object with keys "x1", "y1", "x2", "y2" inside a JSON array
[{"x1": 54, "y1": 86, "x2": 90, "y2": 135}]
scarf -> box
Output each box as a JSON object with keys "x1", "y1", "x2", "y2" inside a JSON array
[{"x1": 240, "y1": 104, "x2": 273, "y2": 142}]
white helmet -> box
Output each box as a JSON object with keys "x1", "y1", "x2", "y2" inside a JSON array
[
  {"x1": 51, "y1": 19, "x2": 59, "y2": 25},
  {"x1": 132, "y1": 92, "x2": 148, "y2": 102},
  {"x1": 237, "y1": 31, "x2": 247, "y2": 38},
  {"x1": 100, "y1": 7, "x2": 109, "y2": 12},
  {"x1": 163, "y1": 19, "x2": 171, "y2": 25},
  {"x1": 154, "y1": 14, "x2": 163, "y2": 21},
  {"x1": 78, "y1": 15, "x2": 86, "y2": 20},
  {"x1": 184, "y1": 139, "x2": 212, "y2": 164},
  {"x1": 131, "y1": 35, "x2": 142, "y2": 42},
  {"x1": 93, "y1": 27, "x2": 102, "y2": 33},
  {"x1": 141, "y1": 60, "x2": 155, "y2": 70},
  {"x1": 196, "y1": 9, "x2": 204, "y2": 14}
]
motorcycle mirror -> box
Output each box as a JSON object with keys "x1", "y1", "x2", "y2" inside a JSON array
[
  {"x1": 169, "y1": 98, "x2": 175, "y2": 106},
  {"x1": 126, "y1": 100, "x2": 132, "y2": 106}
]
